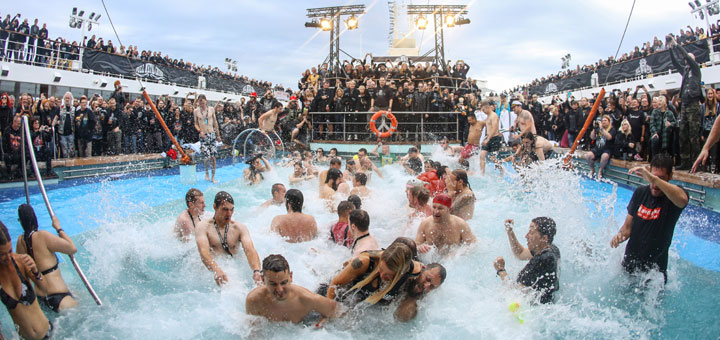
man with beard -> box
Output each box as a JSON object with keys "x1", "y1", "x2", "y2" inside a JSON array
[
  {"x1": 246, "y1": 254, "x2": 338, "y2": 324},
  {"x1": 394, "y1": 262, "x2": 446, "y2": 321},
  {"x1": 415, "y1": 193, "x2": 476, "y2": 255},
  {"x1": 244, "y1": 92, "x2": 261, "y2": 126},
  {"x1": 259, "y1": 89, "x2": 280, "y2": 113}
]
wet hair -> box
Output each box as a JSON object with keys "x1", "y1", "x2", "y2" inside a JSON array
[
  {"x1": 285, "y1": 189, "x2": 304, "y2": 212},
  {"x1": 185, "y1": 188, "x2": 203, "y2": 208},
  {"x1": 337, "y1": 201, "x2": 355, "y2": 216},
  {"x1": 348, "y1": 242, "x2": 413, "y2": 304},
  {"x1": 532, "y1": 217, "x2": 557, "y2": 244},
  {"x1": 409, "y1": 147, "x2": 418, "y2": 153},
  {"x1": 650, "y1": 154, "x2": 674, "y2": 175},
  {"x1": 18, "y1": 204, "x2": 39, "y2": 238},
  {"x1": 330, "y1": 157, "x2": 342, "y2": 166},
  {"x1": 347, "y1": 195, "x2": 362, "y2": 209},
  {"x1": 349, "y1": 209, "x2": 370, "y2": 232},
  {"x1": 459, "y1": 159, "x2": 470, "y2": 170},
  {"x1": 325, "y1": 168, "x2": 343, "y2": 190},
  {"x1": 330, "y1": 147, "x2": 338, "y2": 155},
  {"x1": 272, "y1": 102, "x2": 283, "y2": 109},
  {"x1": 391, "y1": 237, "x2": 418, "y2": 260},
  {"x1": 412, "y1": 186, "x2": 430, "y2": 206},
  {"x1": 214, "y1": 191, "x2": 234, "y2": 207},
  {"x1": 271, "y1": 183, "x2": 285, "y2": 194},
  {"x1": 0, "y1": 221, "x2": 10, "y2": 245},
  {"x1": 262, "y1": 254, "x2": 289, "y2": 273},
  {"x1": 358, "y1": 148, "x2": 368, "y2": 155},
  {"x1": 354, "y1": 172, "x2": 367, "y2": 186},
  {"x1": 425, "y1": 263, "x2": 447, "y2": 283},
  {"x1": 452, "y1": 169, "x2": 471, "y2": 190}
]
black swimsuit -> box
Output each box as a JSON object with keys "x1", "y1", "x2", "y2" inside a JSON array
[
  {"x1": 351, "y1": 234, "x2": 370, "y2": 254},
  {"x1": 24, "y1": 231, "x2": 73, "y2": 313},
  {"x1": 188, "y1": 209, "x2": 200, "y2": 230},
  {"x1": 0, "y1": 258, "x2": 37, "y2": 310},
  {"x1": 340, "y1": 255, "x2": 420, "y2": 305}
]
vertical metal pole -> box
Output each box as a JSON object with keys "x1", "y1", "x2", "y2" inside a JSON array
[
  {"x1": 21, "y1": 119, "x2": 30, "y2": 204},
  {"x1": 420, "y1": 111, "x2": 425, "y2": 142},
  {"x1": 343, "y1": 112, "x2": 346, "y2": 141}
]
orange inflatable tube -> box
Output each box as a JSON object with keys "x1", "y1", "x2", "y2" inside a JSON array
[
  {"x1": 563, "y1": 88, "x2": 606, "y2": 168},
  {"x1": 142, "y1": 90, "x2": 192, "y2": 164}
]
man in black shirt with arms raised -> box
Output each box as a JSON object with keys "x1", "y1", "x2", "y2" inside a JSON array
[{"x1": 611, "y1": 154, "x2": 688, "y2": 283}]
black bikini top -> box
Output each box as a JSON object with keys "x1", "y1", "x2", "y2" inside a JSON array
[
  {"x1": 24, "y1": 231, "x2": 59, "y2": 276},
  {"x1": 0, "y1": 257, "x2": 37, "y2": 310}
]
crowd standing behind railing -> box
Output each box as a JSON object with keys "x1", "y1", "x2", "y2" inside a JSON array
[
  {"x1": 295, "y1": 54, "x2": 483, "y2": 142},
  {"x1": 0, "y1": 11, "x2": 281, "y2": 95},
  {"x1": 505, "y1": 24, "x2": 717, "y2": 96}
]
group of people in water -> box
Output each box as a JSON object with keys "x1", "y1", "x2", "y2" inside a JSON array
[{"x1": 0, "y1": 120, "x2": 689, "y2": 338}]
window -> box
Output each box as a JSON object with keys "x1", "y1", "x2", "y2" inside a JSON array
[
  {"x1": 18, "y1": 82, "x2": 37, "y2": 96},
  {"x1": 0, "y1": 81, "x2": 16, "y2": 95}
]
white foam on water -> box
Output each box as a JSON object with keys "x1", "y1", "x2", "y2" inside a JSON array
[{"x1": 0, "y1": 153, "x2": 694, "y2": 339}]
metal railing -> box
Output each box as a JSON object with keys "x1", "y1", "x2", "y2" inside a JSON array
[
  {"x1": 309, "y1": 111, "x2": 461, "y2": 142},
  {"x1": 0, "y1": 29, "x2": 82, "y2": 70}
]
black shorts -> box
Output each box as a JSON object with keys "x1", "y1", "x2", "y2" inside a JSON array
[
  {"x1": 591, "y1": 148, "x2": 611, "y2": 161},
  {"x1": 481, "y1": 135, "x2": 503, "y2": 153}
]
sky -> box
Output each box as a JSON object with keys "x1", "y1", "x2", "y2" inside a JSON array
[{"x1": 3, "y1": 0, "x2": 709, "y2": 93}]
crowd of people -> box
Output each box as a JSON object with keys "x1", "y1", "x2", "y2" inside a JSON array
[
  {"x1": 507, "y1": 25, "x2": 717, "y2": 96},
  {"x1": 0, "y1": 133, "x2": 693, "y2": 338},
  {"x1": 295, "y1": 55, "x2": 481, "y2": 141},
  {"x1": 0, "y1": 11, "x2": 279, "y2": 97}
]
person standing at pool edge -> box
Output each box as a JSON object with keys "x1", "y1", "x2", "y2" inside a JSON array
[
  {"x1": 610, "y1": 155, "x2": 688, "y2": 283},
  {"x1": 196, "y1": 192, "x2": 263, "y2": 286},
  {"x1": 194, "y1": 94, "x2": 221, "y2": 183},
  {"x1": 175, "y1": 188, "x2": 205, "y2": 242}
]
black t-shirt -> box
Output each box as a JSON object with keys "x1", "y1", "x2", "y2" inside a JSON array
[
  {"x1": 517, "y1": 244, "x2": 560, "y2": 304},
  {"x1": 623, "y1": 185, "x2": 686, "y2": 276},
  {"x1": 373, "y1": 85, "x2": 394, "y2": 109},
  {"x1": 594, "y1": 127, "x2": 616, "y2": 152},
  {"x1": 625, "y1": 109, "x2": 645, "y2": 142}
]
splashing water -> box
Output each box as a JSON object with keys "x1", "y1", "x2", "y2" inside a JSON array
[{"x1": 0, "y1": 149, "x2": 717, "y2": 339}]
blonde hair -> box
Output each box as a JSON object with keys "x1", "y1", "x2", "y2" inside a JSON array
[
  {"x1": 348, "y1": 243, "x2": 413, "y2": 304},
  {"x1": 620, "y1": 118, "x2": 632, "y2": 136},
  {"x1": 706, "y1": 88, "x2": 717, "y2": 117}
]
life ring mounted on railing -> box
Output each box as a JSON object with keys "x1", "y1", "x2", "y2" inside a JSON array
[{"x1": 369, "y1": 110, "x2": 398, "y2": 138}]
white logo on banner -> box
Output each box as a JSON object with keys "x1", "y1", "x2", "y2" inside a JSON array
[
  {"x1": 135, "y1": 63, "x2": 165, "y2": 80},
  {"x1": 635, "y1": 58, "x2": 653, "y2": 75},
  {"x1": 545, "y1": 83, "x2": 558, "y2": 93}
]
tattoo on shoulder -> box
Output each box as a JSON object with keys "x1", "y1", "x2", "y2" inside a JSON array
[{"x1": 351, "y1": 258, "x2": 363, "y2": 270}]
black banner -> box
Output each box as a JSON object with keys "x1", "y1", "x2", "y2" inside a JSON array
[
  {"x1": 82, "y1": 50, "x2": 256, "y2": 94},
  {"x1": 529, "y1": 40, "x2": 711, "y2": 95},
  {"x1": 529, "y1": 72, "x2": 592, "y2": 95}
]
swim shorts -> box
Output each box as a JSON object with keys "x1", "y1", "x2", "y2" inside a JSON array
[
  {"x1": 481, "y1": 135, "x2": 503, "y2": 153},
  {"x1": 460, "y1": 143, "x2": 479, "y2": 160},
  {"x1": 201, "y1": 132, "x2": 217, "y2": 158}
]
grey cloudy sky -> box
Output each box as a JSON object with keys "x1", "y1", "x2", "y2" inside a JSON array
[{"x1": 4, "y1": 0, "x2": 707, "y2": 92}]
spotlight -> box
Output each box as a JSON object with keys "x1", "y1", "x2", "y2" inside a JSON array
[
  {"x1": 695, "y1": 0, "x2": 702, "y2": 6},
  {"x1": 305, "y1": 20, "x2": 322, "y2": 28},
  {"x1": 689, "y1": 1, "x2": 696, "y2": 9},
  {"x1": 88, "y1": 23, "x2": 92, "y2": 30},
  {"x1": 416, "y1": 15, "x2": 428, "y2": 30},
  {"x1": 72, "y1": 7, "x2": 78, "y2": 16},
  {"x1": 89, "y1": 12, "x2": 95, "y2": 20},
  {"x1": 345, "y1": 15, "x2": 358, "y2": 30},
  {"x1": 69, "y1": 18, "x2": 76, "y2": 28},
  {"x1": 76, "y1": 19, "x2": 83, "y2": 29},
  {"x1": 320, "y1": 18, "x2": 332, "y2": 31},
  {"x1": 445, "y1": 15, "x2": 455, "y2": 27},
  {"x1": 95, "y1": 14, "x2": 101, "y2": 21},
  {"x1": 455, "y1": 16, "x2": 471, "y2": 26},
  {"x1": 78, "y1": 10, "x2": 85, "y2": 17}
]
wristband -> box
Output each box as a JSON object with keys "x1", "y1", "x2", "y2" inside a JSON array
[
  {"x1": 496, "y1": 269, "x2": 506, "y2": 276},
  {"x1": 56, "y1": 229, "x2": 64, "y2": 234}
]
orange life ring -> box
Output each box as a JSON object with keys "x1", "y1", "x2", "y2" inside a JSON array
[{"x1": 369, "y1": 111, "x2": 398, "y2": 138}]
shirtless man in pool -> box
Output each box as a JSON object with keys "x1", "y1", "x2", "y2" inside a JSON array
[
  {"x1": 246, "y1": 254, "x2": 338, "y2": 324},
  {"x1": 459, "y1": 113, "x2": 485, "y2": 163},
  {"x1": 258, "y1": 102, "x2": 283, "y2": 133},
  {"x1": 196, "y1": 191, "x2": 263, "y2": 286},
  {"x1": 416, "y1": 193, "x2": 477, "y2": 255}
]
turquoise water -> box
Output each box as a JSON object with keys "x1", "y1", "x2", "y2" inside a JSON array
[{"x1": 0, "y1": 154, "x2": 717, "y2": 339}]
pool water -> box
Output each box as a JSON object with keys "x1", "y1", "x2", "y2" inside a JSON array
[{"x1": 0, "y1": 152, "x2": 718, "y2": 339}]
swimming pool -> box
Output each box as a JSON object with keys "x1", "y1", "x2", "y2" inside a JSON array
[{"x1": 0, "y1": 153, "x2": 718, "y2": 339}]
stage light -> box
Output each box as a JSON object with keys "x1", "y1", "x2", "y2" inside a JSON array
[
  {"x1": 72, "y1": 7, "x2": 77, "y2": 16},
  {"x1": 416, "y1": 15, "x2": 428, "y2": 30},
  {"x1": 345, "y1": 15, "x2": 358, "y2": 29},
  {"x1": 689, "y1": 1, "x2": 696, "y2": 9},
  {"x1": 95, "y1": 14, "x2": 101, "y2": 21},
  {"x1": 305, "y1": 20, "x2": 322, "y2": 28},
  {"x1": 455, "y1": 16, "x2": 470, "y2": 25},
  {"x1": 89, "y1": 12, "x2": 95, "y2": 20},
  {"x1": 320, "y1": 18, "x2": 332, "y2": 31},
  {"x1": 445, "y1": 15, "x2": 455, "y2": 27},
  {"x1": 695, "y1": 0, "x2": 702, "y2": 6},
  {"x1": 78, "y1": 10, "x2": 85, "y2": 17}
]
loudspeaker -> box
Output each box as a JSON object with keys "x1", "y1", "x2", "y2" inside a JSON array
[
  {"x1": 99, "y1": 78, "x2": 108, "y2": 88},
  {"x1": 1, "y1": 65, "x2": 9, "y2": 77},
  {"x1": 53, "y1": 72, "x2": 62, "y2": 82}
]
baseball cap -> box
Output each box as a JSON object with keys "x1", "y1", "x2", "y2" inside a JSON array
[
  {"x1": 511, "y1": 100, "x2": 522, "y2": 106},
  {"x1": 250, "y1": 92, "x2": 257, "y2": 98}
]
